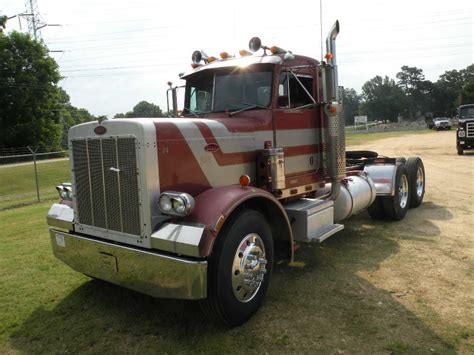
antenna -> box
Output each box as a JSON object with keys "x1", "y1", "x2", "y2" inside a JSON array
[{"x1": 320, "y1": 0, "x2": 323, "y2": 62}]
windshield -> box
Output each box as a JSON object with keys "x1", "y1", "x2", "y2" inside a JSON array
[
  {"x1": 184, "y1": 66, "x2": 273, "y2": 114},
  {"x1": 460, "y1": 106, "x2": 474, "y2": 118}
]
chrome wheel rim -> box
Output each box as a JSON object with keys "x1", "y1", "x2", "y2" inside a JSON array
[
  {"x1": 416, "y1": 166, "x2": 424, "y2": 197},
  {"x1": 399, "y1": 174, "x2": 409, "y2": 209},
  {"x1": 231, "y1": 233, "x2": 267, "y2": 303}
]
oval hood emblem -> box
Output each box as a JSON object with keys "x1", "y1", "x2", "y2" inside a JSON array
[
  {"x1": 94, "y1": 126, "x2": 107, "y2": 135},
  {"x1": 204, "y1": 143, "x2": 220, "y2": 152}
]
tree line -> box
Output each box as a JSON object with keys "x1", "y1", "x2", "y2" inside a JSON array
[{"x1": 342, "y1": 64, "x2": 474, "y2": 124}]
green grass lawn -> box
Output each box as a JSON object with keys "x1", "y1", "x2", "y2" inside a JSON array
[{"x1": 0, "y1": 159, "x2": 70, "y2": 210}]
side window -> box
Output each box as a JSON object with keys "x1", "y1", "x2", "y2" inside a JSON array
[
  {"x1": 278, "y1": 72, "x2": 313, "y2": 108},
  {"x1": 190, "y1": 87, "x2": 211, "y2": 112}
]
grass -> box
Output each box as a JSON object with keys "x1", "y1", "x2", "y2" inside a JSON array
[
  {"x1": 0, "y1": 159, "x2": 70, "y2": 210},
  {"x1": 0, "y1": 202, "x2": 471, "y2": 353}
]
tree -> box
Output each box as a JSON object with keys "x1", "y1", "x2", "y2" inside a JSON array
[
  {"x1": 57, "y1": 88, "x2": 97, "y2": 147},
  {"x1": 361, "y1": 75, "x2": 405, "y2": 122},
  {"x1": 433, "y1": 64, "x2": 474, "y2": 114},
  {"x1": 0, "y1": 31, "x2": 63, "y2": 149},
  {"x1": 342, "y1": 88, "x2": 361, "y2": 125},
  {"x1": 114, "y1": 101, "x2": 165, "y2": 118},
  {"x1": 396, "y1": 66, "x2": 431, "y2": 119},
  {"x1": 459, "y1": 79, "x2": 474, "y2": 105}
]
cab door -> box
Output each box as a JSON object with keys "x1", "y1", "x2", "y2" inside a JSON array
[{"x1": 274, "y1": 70, "x2": 323, "y2": 193}]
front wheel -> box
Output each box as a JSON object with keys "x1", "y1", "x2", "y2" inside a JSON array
[
  {"x1": 201, "y1": 209, "x2": 273, "y2": 326},
  {"x1": 457, "y1": 146, "x2": 464, "y2": 155}
]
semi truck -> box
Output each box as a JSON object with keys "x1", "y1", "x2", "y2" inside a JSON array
[
  {"x1": 457, "y1": 104, "x2": 474, "y2": 155},
  {"x1": 47, "y1": 21, "x2": 426, "y2": 326}
]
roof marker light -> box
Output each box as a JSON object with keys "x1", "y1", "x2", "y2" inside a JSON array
[{"x1": 239, "y1": 49, "x2": 252, "y2": 57}]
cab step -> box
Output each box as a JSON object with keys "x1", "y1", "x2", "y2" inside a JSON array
[{"x1": 284, "y1": 198, "x2": 344, "y2": 243}]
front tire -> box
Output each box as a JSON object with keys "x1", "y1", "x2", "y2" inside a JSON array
[
  {"x1": 457, "y1": 146, "x2": 464, "y2": 155},
  {"x1": 382, "y1": 164, "x2": 410, "y2": 220},
  {"x1": 201, "y1": 209, "x2": 273, "y2": 326}
]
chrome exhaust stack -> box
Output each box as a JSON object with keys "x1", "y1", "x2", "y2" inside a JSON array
[{"x1": 322, "y1": 20, "x2": 345, "y2": 201}]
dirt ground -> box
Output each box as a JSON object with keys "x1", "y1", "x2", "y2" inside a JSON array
[{"x1": 346, "y1": 130, "x2": 474, "y2": 352}]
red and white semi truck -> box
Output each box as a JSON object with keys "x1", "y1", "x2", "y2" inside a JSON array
[{"x1": 47, "y1": 21, "x2": 426, "y2": 326}]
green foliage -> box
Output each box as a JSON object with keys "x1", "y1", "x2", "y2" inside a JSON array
[
  {"x1": 114, "y1": 100, "x2": 165, "y2": 118},
  {"x1": 0, "y1": 15, "x2": 7, "y2": 31},
  {"x1": 0, "y1": 31, "x2": 62, "y2": 149},
  {"x1": 396, "y1": 66, "x2": 432, "y2": 119},
  {"x1": 361, "y1": 76, "x2": 405, "y2": 122},
  {"x1": 342, "y1": 88, "x2": 361, "y2": 125},
  {"x1": 459, "y1": 79, "x2": 474, "y2": 105},
  {"x1": 57, "y1": 88, "x2": 97, "y2": 147},
  {"x1": 432, "y1": 64, "x2": 473, "y2": 114}
]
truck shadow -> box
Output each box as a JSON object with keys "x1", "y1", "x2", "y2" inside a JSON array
[{"x1": 10, "y1": 202, "x2": 457, "y2": 353}]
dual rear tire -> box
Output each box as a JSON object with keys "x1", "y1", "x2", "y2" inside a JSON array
[{"x1": 368, "y1": 157, "x2": 425, "y2": 220}]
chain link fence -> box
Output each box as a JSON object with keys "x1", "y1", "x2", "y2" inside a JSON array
[{"x1": 0, "y1": 147, "x2": 70, "y2": 210}]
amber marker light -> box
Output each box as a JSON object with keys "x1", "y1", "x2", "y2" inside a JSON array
[
  {"x1": 328, "y1": 105, "x2": 337, "y2": 114},
  {"x1": 239, "y1": 49, "x2": 251, "y2": 57},
  {"x1": 239, "y1": 175, "x2": 251, "y2": 187},
  {"x1": 208, "y1": 56, "x2": 217, "y2": 62},
  {"x1": 324, "y1": 52, "x2": 333, "y2": 60},
  {"x1": 220, "y1": 52, "x2": 229, "y2": 59}
]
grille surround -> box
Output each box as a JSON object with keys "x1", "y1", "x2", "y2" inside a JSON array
[{"x1": 71, "y1": 136, "x2": 142, "y2": 236}]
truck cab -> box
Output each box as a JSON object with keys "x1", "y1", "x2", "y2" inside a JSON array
[{"x1": 457, "y1": 104, "x2": 474, "y2": 155}]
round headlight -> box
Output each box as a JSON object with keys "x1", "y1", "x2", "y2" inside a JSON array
[
  {"x1": 172, "y1": 197, "x2": 186, "y2": 214},
  {"x1": 459, "y1": 130, "x2": 466, "y2": 137},
  {"x1": 60, "y1": 190, "x2": 69, "y2": 199},
  {"x1": 159, "y1": 194, "x2": 172, "y2": 212}
]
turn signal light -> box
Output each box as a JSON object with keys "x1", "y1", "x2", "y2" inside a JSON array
[
  {"x1": 191, "y1": 63, "x2": 201, "y2": 69},
  {"x1": 325, "y1": 52, "x2": 333, "y2": 60},
  {"x1": 328, "y1": 105, "x2": 337, "y2": 114},
  {"x1": 239, "y1": 49, "x2": 251, "y2": 57},
  {"x1": 208, "y1": 56, "x2": 217, "y2": 63},
  {"x1": 239, "y1": 175, "x2": 251, "y2": 187},
  {"x1": 220, "y1": 52, "x2": 230, "y2": 59}
]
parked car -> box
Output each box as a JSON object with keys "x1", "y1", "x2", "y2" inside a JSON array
[{"x1": 433, "y1": 117, "x2": 452, "y2": 131}]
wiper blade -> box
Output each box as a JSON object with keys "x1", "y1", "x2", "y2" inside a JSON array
[
  {"x1": 229, "y1": 102, "x2": 268, "y2": 117},
  {"x1": 182, "y1": 107, "x2": 209, "y2": 118}
]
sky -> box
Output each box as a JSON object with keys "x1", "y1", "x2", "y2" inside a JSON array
[{"x1": 1, "y1": 0, "x2": 473, "y2": 117}]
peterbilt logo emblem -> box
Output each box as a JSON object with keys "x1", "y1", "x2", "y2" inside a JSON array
[
  {"x1": 109, "y1": 167, "x2": 120, "y2": 173},
  {"x1": 94, "y1": 126, "x2": 107, "y2": 135}
]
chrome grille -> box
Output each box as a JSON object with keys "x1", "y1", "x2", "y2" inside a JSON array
[
  {"x1": 72, "y1": 137, "x2": 141, "y2": 236},
  {"x1": 466, "y1": 122, "x2": 474, "y2": 138}
]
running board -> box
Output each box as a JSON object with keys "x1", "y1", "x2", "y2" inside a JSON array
[
  {"x1": 284, "y1": 198, "x2": 344, "y2": 243},
  {"x1": 309, "y1": 223, "x2": 344, "y2": 243}
]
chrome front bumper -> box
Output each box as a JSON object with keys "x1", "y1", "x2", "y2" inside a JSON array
[{"x1": 50, "y1": 229, "x2": 207, "y2": 300}]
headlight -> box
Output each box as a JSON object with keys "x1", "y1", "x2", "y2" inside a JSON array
[
  {"x1": 56, "y1": 183, "x2": 73, "y2": 200},
  {"x1": 158, "y1": 191, "x2": 194, "y2": 216},
  {"x1": 158, "y1": 194, "x2": 172, "y2": 212},
  {"x1": 458, "y1": 130, "x2": 466, "y2": 137}
]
